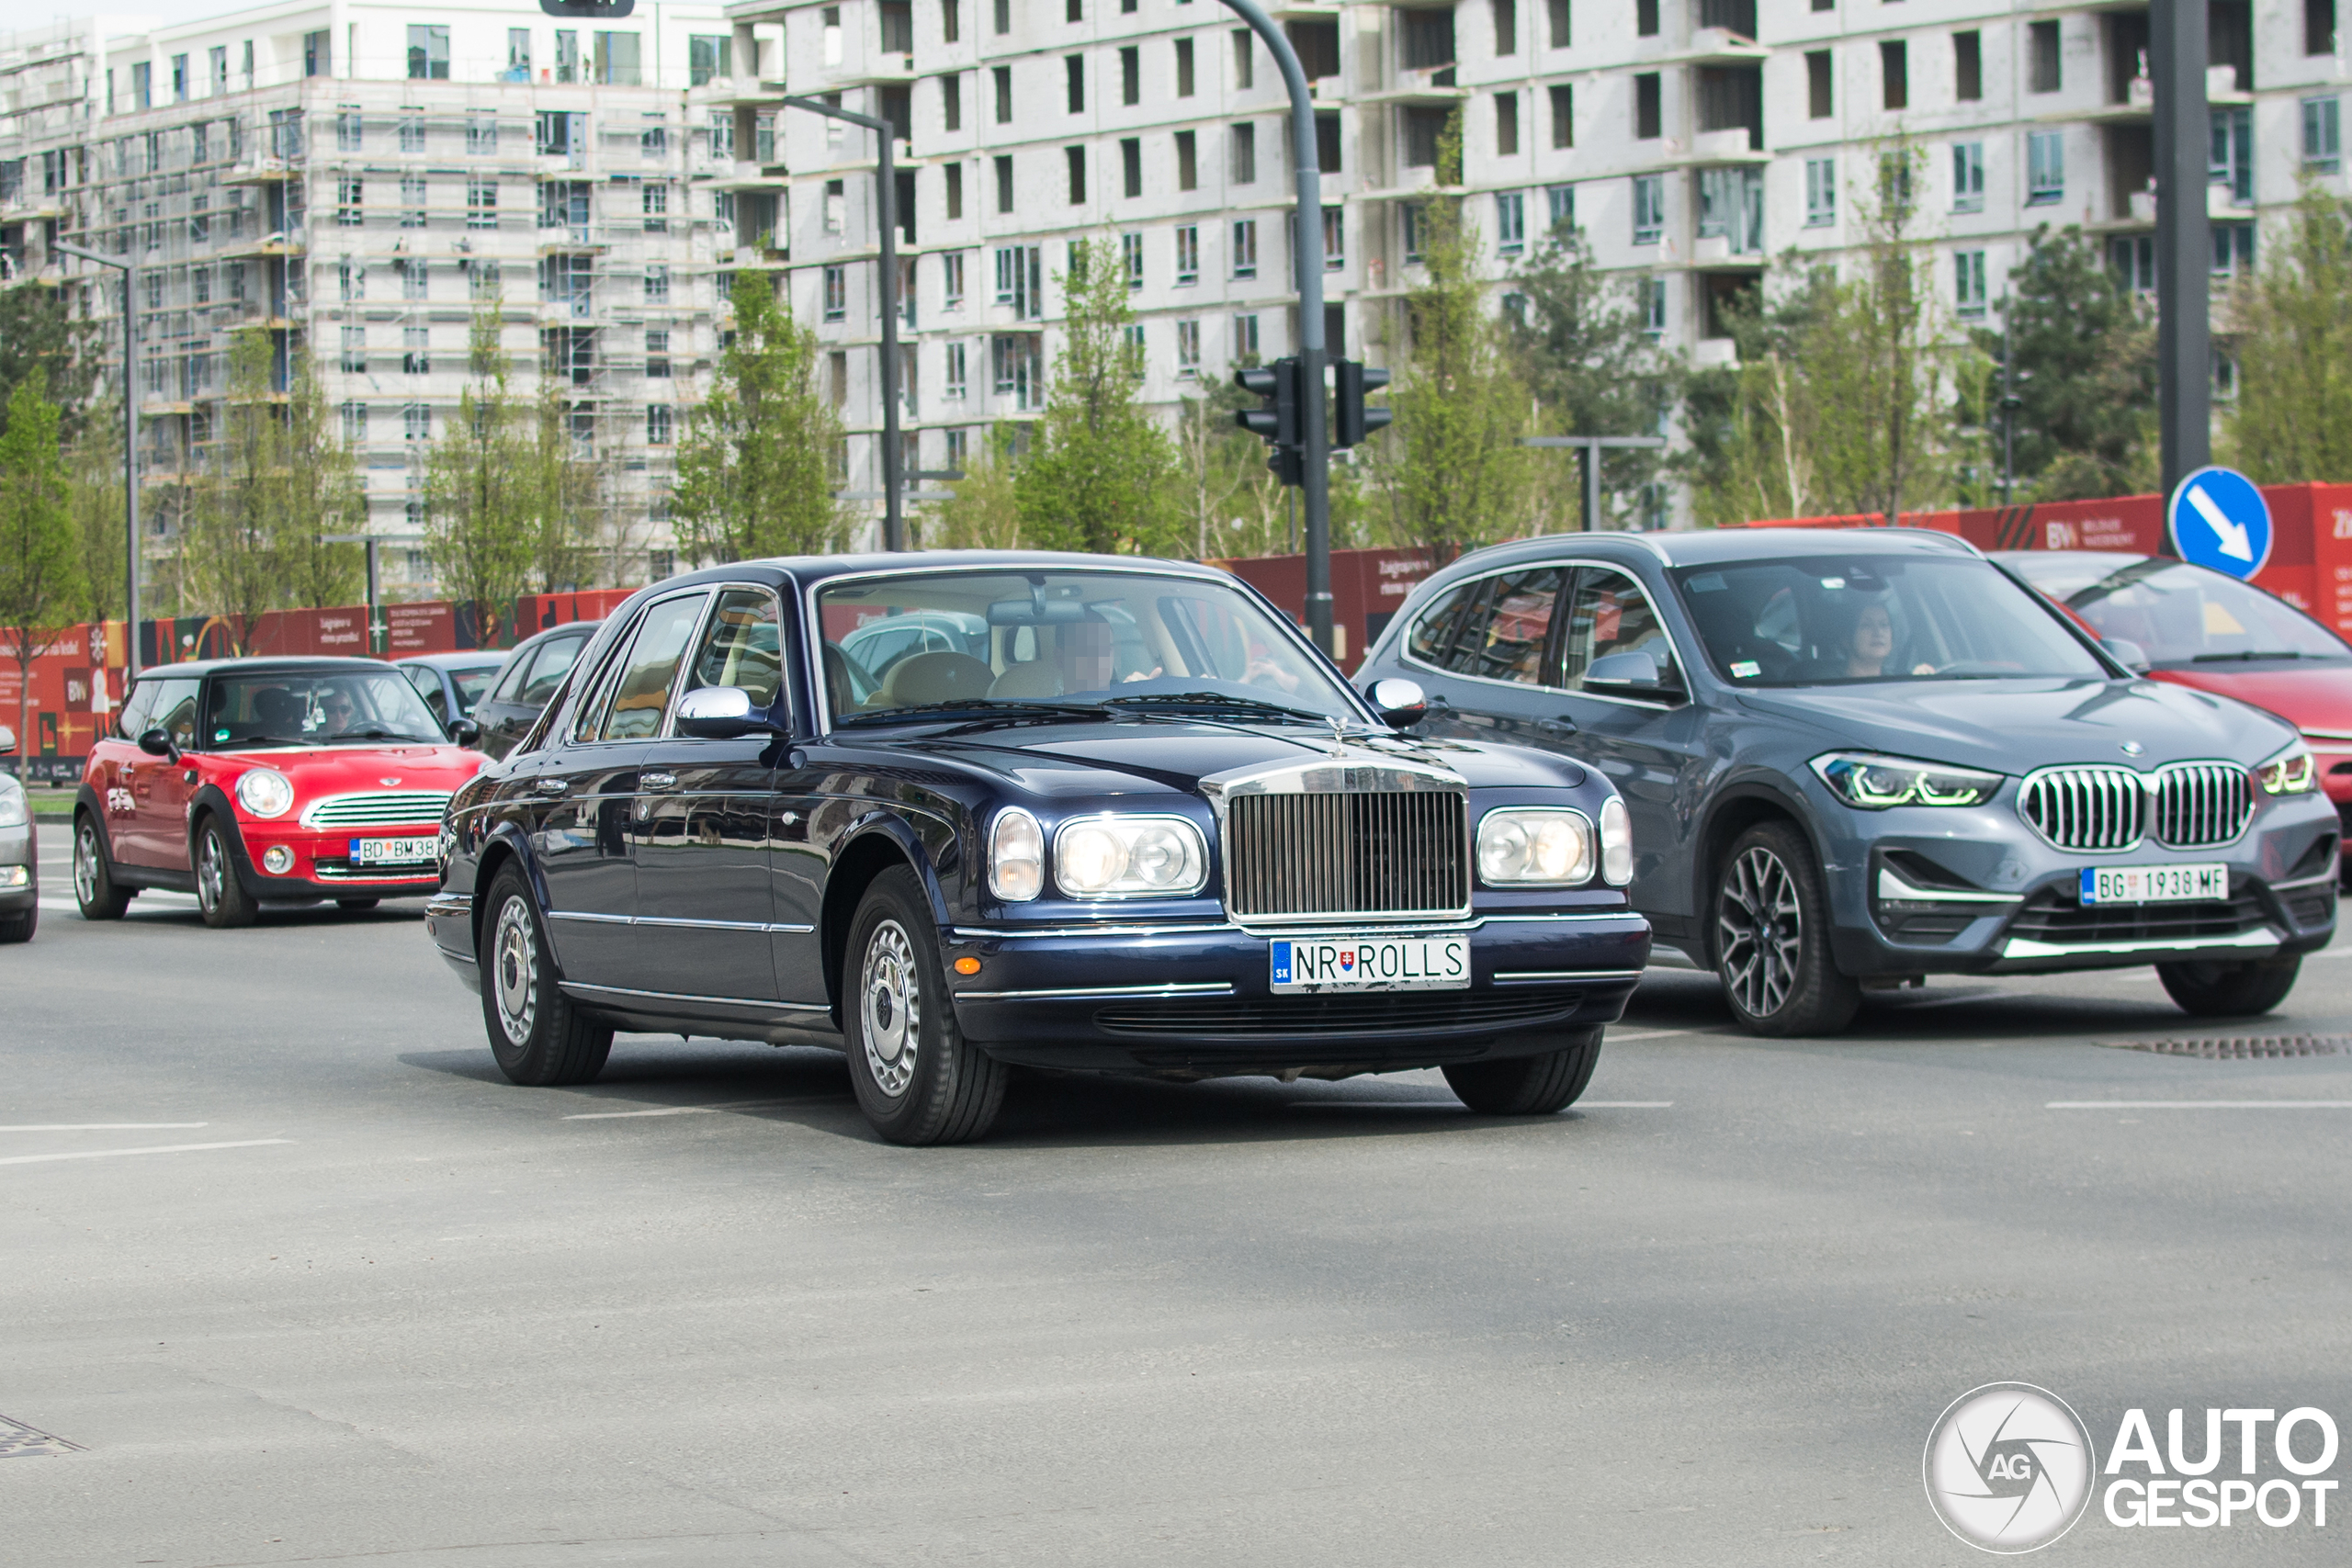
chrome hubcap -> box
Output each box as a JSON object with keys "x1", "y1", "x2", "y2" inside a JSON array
[
  {"x1": 860, "y1": 919, "x2": 920, "y2": 1099},
  {"x1": 492, "y1": 896, "x2": 538, "y2": 1046},
  {"x1": 1718, "y1": 846, "x2": 1802, "y2": 1019},
  {"x1": 197, "y1": 832, "x2": 225, "y2": 913},
  {"x1": 74, "y1": 824, "x2": 98, "y2": 904}
]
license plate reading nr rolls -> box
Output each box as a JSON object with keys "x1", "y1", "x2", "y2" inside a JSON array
[
  {"x1": 2079, "y1": 862, "x2": 2229, "y2": 905},
  {"x1": 352, "y1": 835, "x2": 436, "y2": 867},
  {"x1": 1270, "y1": 936, "x2": 1470, "y2": 993}
]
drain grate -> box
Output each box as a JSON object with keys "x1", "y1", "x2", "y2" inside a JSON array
[
  {"x1": 0, "y1": 1415, "x2": 83, "y2": 1459},
  {"x1": 2101, "y1": 1034, "x2": 2349, "y2": 1060}
]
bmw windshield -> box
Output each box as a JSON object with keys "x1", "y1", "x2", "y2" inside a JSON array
[
  {"x1": 817, "y1": 570, "x2": 1360, "y2": 725},
  {"x1": 1670, "y1": 554, "x2": 2109, "y2": 685}
]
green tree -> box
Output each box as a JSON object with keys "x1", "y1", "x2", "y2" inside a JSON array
[
  {"x1": 0, "y1": 370, "x2": 85, "y2": 754},
  {"x1": 67, "y1": 405, "x2": 127, "y2": 624},
  {"x1": 924, "y1": 425, "x2": 1024, "y2": 548},
  {"x1": 1175, "y1": 375, "x2": 1288, "y2": 559},
  {"x1": 180, "y1": 332, "x2": 289, "y2": 644},
  {"x1": 1372, "y1": 112, "x2": 1535, "y2": 558},
  {"x1": 2223, "y1": 185, "x2": 2352, "y2": 485},
  {"x1": 1986, "y1": 226, "x2": 2158, "y2": 500},
  {"x1": 424, "y1": 305, "x2": 535, "y2": 642},
  {"x1": 672, "y1": 271, "x2": 849, "y2": 562},
  {"x1": 275, "y1": 349, "x2": 365, "y2": 610},
  {"x1": 0, "y1": 285, "x2": 97, "y2": 440},
  {"x1": 521, "y1": 378, "x2": 610, "y2": 591},
  {"x1": 1013, "y1": 238, "x2": 1184, "y2": 555}
]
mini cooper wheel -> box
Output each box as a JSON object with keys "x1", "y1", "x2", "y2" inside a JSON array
[
  {"x1": 2155, "y1": 954, "x2": 2301, "y2": 1018},
  {"x1": 1442, "y1": 1028, "x2": 1604, "y2": 1115},
  {"x1": 193, "y1": 816, "x2": 258, "y2": 929},
  {"x1": 73, "y1": 814, "x2": 131, "y2": 920},
  {"x1": 478, "y1": 864, "x2": 612, "y2": 1087},
  {"x1": 1713, "y1": 822, "x2": 1860, "y2": 1037},
  {"x1": 843, "y1": 867, "x2": 1006, "y2": 1145}
]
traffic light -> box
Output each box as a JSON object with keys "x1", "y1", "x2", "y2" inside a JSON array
[
  {"x1": 1235, "y1": 357, "x2": 1305, "y2": 487},
  {"x1": 1334, "y1": 360, "x2": 1392, "y2": 448}
]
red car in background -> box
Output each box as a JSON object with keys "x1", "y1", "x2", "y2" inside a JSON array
[
  {"x1": 1997, "y1": 551, "x2": 2352, "y2": 877},
  {"x1": 72, "y1": 657, "x2": 487, "y2": 928}
]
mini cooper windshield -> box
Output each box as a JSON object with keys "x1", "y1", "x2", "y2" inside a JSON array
[
  {"x1": 204, "y1": 670, "x2": 449, "y2": 747},
  {"x1": 2005, "y1": 554, "x2": 2352, "y2": 667},
  {"x1": 1671, "y1": 554, "x2": 2109, "y2": 686},
  {"x1": 820, "y1": 570, "x2": 1361, "y2": 725}
]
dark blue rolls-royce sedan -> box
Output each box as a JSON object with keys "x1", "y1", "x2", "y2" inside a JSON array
[{"x1": 425, "y1": 553, "x2": 1650, "y2": 1144}]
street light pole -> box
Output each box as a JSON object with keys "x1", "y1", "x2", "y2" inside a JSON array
[
  {"x1": 782, "y1": 96, "x2": 903, "y2": 552},
  {"x1": 53, "y1": 243, "x2": 140, "y2": 677}
]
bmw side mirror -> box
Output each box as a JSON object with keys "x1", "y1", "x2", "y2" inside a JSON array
[
  {"x1": 138, "y1": 727, "x2": 179, "y2": 761},
  {"x1": 675, "y1": 686, "x2": 786, "y2": 739},
  {"x1": 2102, "y1": 637, "x2": 2153, "y2": 674},
  {"x1": 1366, "y1": 677, "x2": 1428, "y2": 728},
  {"x1": 1583, "y1": 650, "x2": 1681, "y2": 698},
  {"x1": 450, "y1": 717, "x2": 483, "y2": 749}
]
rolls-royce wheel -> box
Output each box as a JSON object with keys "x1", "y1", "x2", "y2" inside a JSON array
[
  {"x1": 1713, "y1": 821, "x2": 1860, "y2": 1037},
  {"x1": 1442, "y1": 1027, "x2": 1603, "y2": 1115},
  {"x1": 0, "y1": 905, "x2": 33, "y2": 943},
  {"x1": 843, "y1": 866, "x2": 1006, "y2": 1145},
  {"x1": 478, "y1": 864, "x2": 612, "y2": 1087},
  {"x1": 2156, "y1": 955, "x2": 2301, "y2": 1018},
  {"x1": 337, "y1": 897, "x2": 381, "y2": 911},
  {"x1": 193, "y1": 816, "x2": 258, "y2": 929},
  {"x1": 74, "y1": 814, "x2": 132, "y2": 920}
]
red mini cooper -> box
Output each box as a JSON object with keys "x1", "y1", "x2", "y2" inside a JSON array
[{"x1": 72, "y1": 657, "x2": 487, "y2": 928}]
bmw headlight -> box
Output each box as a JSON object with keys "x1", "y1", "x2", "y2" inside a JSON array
[
  {"x1": 1811, "y1": 752, "x2": 2003, "y2": 810},
  {"x1": 0, "y1": 785, "x2": 26, "y2": 829},
  {"x1": 2258, "y1": 741, "x2": 2318, "y2": 795},
  {"x1": 987, "y1": 807, "x2": 1044, "y2": 902},
  {"x1": 1054, "y1": 815, "x2": 1209, "y2": 897},
  {"x1": 1476, "y1": 807, "x2": 1595, "y2": 886},
  {"x1": 1600, "y1": 796, "x2": 1633, "y2": 886},
  {"x1": 234, "y1": 767, "x2": 296, "y2": 818}
]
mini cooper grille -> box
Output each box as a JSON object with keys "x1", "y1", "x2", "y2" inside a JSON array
[
  {"x1": 2153, "y1": 763, "x2": 2254, "y2": 848},
  {"x1": 300, "y1": 790, "x2": 453, "y2": 829},
  {"x1": 2018, "y1": 767, "x2": 2144, "y2": 852},
  {"x1": 1224, "y1": 791, "x2": 1469, "y2": 920}
]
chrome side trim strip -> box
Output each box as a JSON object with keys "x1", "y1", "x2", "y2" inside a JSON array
[
  {"x1": 1492, "y1": 968, "x2": 1645, "y2": 984},
  {"x1": 548, "y1": 909, "x2": 632, "y2": 925},
  {"x1": 1876, "y1": 867, "x2": 2023, "y2": 905},
  {"x1": 951, "y1": 921, "x2": 1240, "y2": 939},
  {"x1": 425, "y1": 894, "x2": 473, "y2": 918},
  {"x1": 955, "y1": 981, "x2": 1237, "y2": 1001},
  {"x1": 949, "y1": 910, "x2": 1640, "y2": 941},
  {"x1": 548, "y1": 909, "x2": 815, "y2": 934},
  {"x1": 559, "y1": 981, "x2": 833, "y2": 1014},
  {"x1": 1999, "y1": 927, "x2": 2284, "y2": 961}
]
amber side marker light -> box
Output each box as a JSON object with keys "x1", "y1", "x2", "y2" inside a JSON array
[{"x1": 954, "y1": 956, "x2": 982, "y2": 976}]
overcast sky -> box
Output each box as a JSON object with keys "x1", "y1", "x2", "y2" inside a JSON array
[{"x1": 19, "y1": 2, "x2": 215, "y2": 27}]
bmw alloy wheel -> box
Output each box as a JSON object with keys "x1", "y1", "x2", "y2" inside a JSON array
[
  {"x1": 860, "y1": 919, "x2": 921, "y2": 1099},
  {"x1": 492, "y1": 895, "x2": 540, "y2": 1046},
  {"x1": 1718, "y1": 844, "x2": 1802, "y2": 1019}
]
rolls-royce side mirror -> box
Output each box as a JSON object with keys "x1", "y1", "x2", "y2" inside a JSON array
[
  {"x1": 450, "y1": 717, "x2": 483, "y2": 749},
  {"x1": 675, "y1": 686, "x2": 786, "y2": 739},
  {"x1": 137, "y1": 728, "x2": 179, "y2": 761},
  {"x1": 1366, "y1": 677, "x2": 1428, "y2": 728},
  {"x1": 2102, "y1": 637, "x2": 2153, "y2": 674}
]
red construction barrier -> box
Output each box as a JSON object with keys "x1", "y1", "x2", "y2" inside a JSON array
[{"x1": 1209, "y1": 547, "x2": 1440, "y2": 672}]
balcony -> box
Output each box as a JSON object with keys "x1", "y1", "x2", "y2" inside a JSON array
[
  {"x1": 1678, "y1": 128, "x2": 1770, "y2": 166},
  {"x1": 1673, "y1": 28, "x2": 1771, "y2": 67},
  {"x1": 221, "y1": 160, "x2": 300, "y2": 186}
]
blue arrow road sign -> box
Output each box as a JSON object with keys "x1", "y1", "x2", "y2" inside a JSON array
[{"x1": 2166, "y1": 466, "x2": 2272, "y2": 580}]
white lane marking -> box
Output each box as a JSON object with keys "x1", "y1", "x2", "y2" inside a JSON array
[
  {"x1": 1577, "y1": 1100, "x2": 1675, "y2": 1108},
  {"x1": 561, "y1": 1097, "x2": 821, "y2": 1120},
  {"x1": 0, "y1": 1138, "x2": 292, "y2": 1167},
  {"x1": 0, "y1": 1122, "x2": 209, "y2": 1132},
  {"x1": 2046, "y1": 1100, "x2": 2352, "y2": 1110}
]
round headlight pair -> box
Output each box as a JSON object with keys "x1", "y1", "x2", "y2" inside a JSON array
[
  {"x1": 234, "y1": 768, "x2": 296, "y2": 818},
  {"x1": 987, "y1": 809, "x2": 1209, "y2": 901}
]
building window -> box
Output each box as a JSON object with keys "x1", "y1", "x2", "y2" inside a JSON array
[
  {"x1": 1807, "y1": 51, "x2": 1832, "y2": 118},
  {"x1": 2212, "y1": 220, "x2": 2256, "y2": 277},
  {"x1": 338, "y1": 108, "x2": 363, "y2": 152},
  {"x1": 2111, "y1": 233, "x2": 2156, "y2": 293},
  {"x1": 1231, "y1": 123, "x2": 1257, "y2": 185},
  {"x1": 1952, "y1": 142, "x2": 1984, "y2": 211},
  {"x1": 339, "y1": 260, "x2": 363, "y2": 301},
  {"x1": 642, "y1": 117, "x2": 668, "y2": 160},
  {"x1": 2304, "y1": 96, "x2": 2342, "y2": 172},
  {"x1": 995, "y1": 244, "x2": 1042, "y2": 318},
  {"x1": 2211, "y1": 106, "x2": 2254, "y2": 204},
  {"x1": 341, "y1": 402, "x2": 368, "y2": 446},
  {"x1": 341, "y1": 327, "x2": 366, "y2": 374},
  {"x1": 1698, "y1": 167, "x2": 1762, "y2": 253},
  {"x1": 646, "y1": 265, "x2": 671, "y2": 305},
  {"x1": 995, "y1": 154, "x2": 1014, "y2": 213},
  {"x1": 2026, "y1": 130, "x2": 2064, "y2": 205},
  {"x1": 1496, "y1": 91, "x2": 1521, "y2": 156},
  {"x1": 946, "y1": 162, "x2": 966, "y2": 220},
  {"x1": 596, "y1": 33, "x2": 644, "y2": 86},
  {"x1": 944, "y1": 251, "x2": 967, "y2": 309},
  {"x1": 1550, "y1": 85, "x2": 1573, "y2": 148},
  {"x1": 992, "y1": 333, "x2": 1042, "y2": 408},
  {"x1": 1546, "y1": 184, "x2": 1575, "y2": 232},
  {"x1": 1636, "y1": 0, "x2": 1658, "y2": 37},
  {"x1": 403, "y1": 327, "x2": 431, "y2": 376},
  {"x1": 2029, "y1": 20, "x2": 2061, "y2": 94},
  {"x1": 1322, "y1": 205, "x2": 1345, "y2": 268},
  {"x1": 1634, "y1": 73, "x2": 1661, "y2": 140},
  {"x1": 2309, "y1": 0, "x2": 2338, "y2": 55},
  {"x1": 404, "y1": 403, "x2": 431, "y2": 442},
  {"x1": 1402, "y1": 202, "x2": 1426, "y2": 263},
  {"x1": 944, "y1": 341, "x2": 968, "y2": 399},
  {"x1": 400, "y1": 175, "x2": 427, "y2": 229},
  {"x1": 1232, "y1": 218, "x2": 1258, "y2": 278},
  {"x1": 824, "y1": 265, "x2": 847, "y2": 321},
  {"x1": 469, "y1": 260, "x2": 503, "y2": 299},
  {"x1": 1176, "y1": 37, "x2": 1196, "y2": 96},
  {"x1": 1496, "y1": 191, "x2": 1525, "y2": 254},
  {"x1": 643, "y1": 184, "x2": 668, "y2": 231},
  {"x1": 1881, "y1": 40, "x2": 1907, "y2": 110},
  {"x1": 408, "y1": 25, "x2": 450, "y2": 81},
  {"x1": 402, "y1": 259, "x2": 429, "y2": 300},
  {"x1": 1175, "y1": 224, "x2": 1201, "y2": 284},
  {"x1": 647, "y1": 404, "x2": 673, "y2": 445},
  {"x1": 1123, "y1": 231, "x2": 1145, "y2": 289},
  {"x1": 1632, "y1": 175, "x2": 1664, "y2": 244},
  {"x1": 1233, "y1": 312, "x2": 1260, "y2": 361},
  {"x1": 209, "y1": 44, "x2": 228, "y2": 95},
  {"x1": 468, "y1": 112, "x2": 498, "y2": 155},
  {"x1": 468, "y1": 178, "x2": 498, "y2": 230},
  {"x1": 1642, "y1": 277, "x2": 1667, "y2": 336},
  {"x1": 1067, "y1": 145, "x2": 1088, "y2": 203},
  {"x1": 337, "y1": 177, "x2": 363, "y2": 226},
  {"x1": 1955, "y1": 30, "x2": 1983, "y2": 101},
  {"x1": 1176, "y1": 130, "x2": 1198, "y2": 191},
  {"x1": 1954, "y1": 250, "x2": 1987, "y2": 316},
  {"x1": 646, "y1": 329, "x2": 672, "y2": 378},
  {"x1": 400, "y1": 112, "x2": 425, "y2": 152}
]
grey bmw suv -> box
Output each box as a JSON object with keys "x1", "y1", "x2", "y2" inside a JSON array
[{"x1": 1355, "y1": 528, "x2": 2338, "y2": 1034}]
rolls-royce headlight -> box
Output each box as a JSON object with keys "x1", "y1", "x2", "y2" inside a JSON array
[
  {"x1": 1810, "y1": 751, "x2": 2003, "y2": 809},
  {"x1": 234, "y1": 768, "x2": 295, "y2": 818},
  {"x1": 2258, "y1": 741, "x2": 2318, "y2": 795},
  {"x1": 1476, "y1": 807, "x2": 1595, "y2": 886},
  {"x1": 988, "y1": 807, "x2": 1045, "y2": 902},
  {"x1": 1053, "y1": 815, "x2": 1208, "y2": 897},
  {"x1": 1600, "y1": 796, "x2": 1634, "y2": 886}
]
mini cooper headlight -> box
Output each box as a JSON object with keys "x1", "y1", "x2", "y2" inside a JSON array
[
  {"x1": 1053, "y1": 815, "x2": 1208, "y2": 897},
  {"x1": 1810, "y1": 751, "x2": 2003, "y2": 809},
  {"x1": 0, "y1": 785, "x2": 26, "y2": 829},
  {"x1": 988, "y1": 807, "x2": 1045, "y2": 902},
  {"x1": 234, "y1": 767, "x2": 295, "y2": 818},
  {"x1": 2258, "y1": 741, "x2": 2318, "y2": 795},
  {"x1": 1600, "y1": 796, "x2": 1634, "y2": 886},
  {"x1": 1476, "y1": 807, "x2": 1595, "y2": 886}
]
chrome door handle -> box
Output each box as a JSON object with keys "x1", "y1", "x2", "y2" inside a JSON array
[
  {"x1": 639, "y1": 771, "x2": 678, "y2": 790},
  {"x1": 532, "y1": 777, "x2": 570, "y2": 795}
]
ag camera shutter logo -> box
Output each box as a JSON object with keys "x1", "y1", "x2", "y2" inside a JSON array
[{"x1": 1924, "y1": 1382, "x2": 2097, "y2": 1552}]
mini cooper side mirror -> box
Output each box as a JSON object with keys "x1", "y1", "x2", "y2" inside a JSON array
[
  {"x1": 675, "y1": 686, "x2": 786, "y2": 739},
  {"x1": 1366, "y1": 677, "x2": 1428, "y2": 728},
  {"x1": 0, "y1": 724, "x2": 14, "y2": 755},
  {"x1": 137, "y1": 727, "x2": 179, "y2": 760},
  {"x1": 1583, "y1": 650, "x2": 1682, "y2": 698},
  {"x1": 449, "y1": 717, "x2": 483, "y2": 748},
  {"x1": 2102, "y1": 637, "x2": 2153, "y2": 674}
]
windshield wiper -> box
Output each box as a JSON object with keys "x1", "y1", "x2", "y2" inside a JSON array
[
  {"x1": 1097, "y1": 691, "x2": 1339, "y2": 725},
  {"x1": 215, "y1": 735, "x2": 299, "y2": 747},
  {"x1": 2192, "y1": 649, "x2": 2310, "y2": 662},
  {"x1": 836, "y1": 699, "x2": 1107, "y2": 728},
  {"x1": 327, "y1": 724, "x2": 433, "y2": 742}
]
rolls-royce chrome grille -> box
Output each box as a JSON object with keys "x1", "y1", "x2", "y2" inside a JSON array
[
  {"x1": 2153, "y1": 762, "x2": 2254, "y2": 848},
  {"x1": 1224, "y1": 790, "x2": 1469, "y2": 921},
  {"x1": 2018, "y1": 762, "x2": 2255, "y2": 852},
  {"x1": 300, "y1": 790, "x2": 454, "y2": 829}
]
